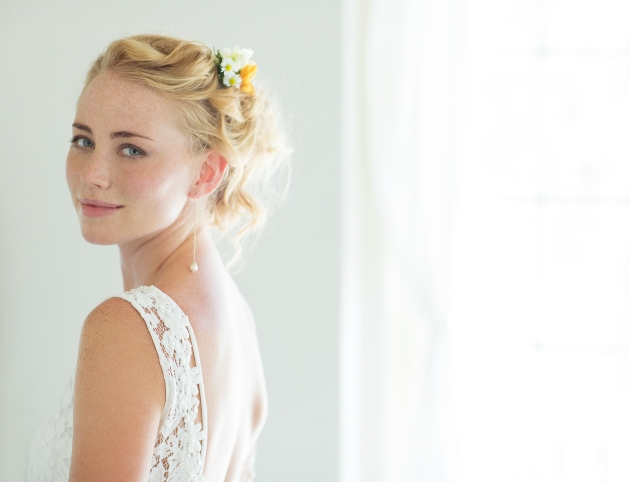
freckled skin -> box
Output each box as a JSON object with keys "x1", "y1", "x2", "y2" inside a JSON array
[
  {"x1": 66, "y1": 71, "x2": 196, "y2": 246},
  {"x1": 66, "y1": 71, "x2": 268, "y2": 481}
]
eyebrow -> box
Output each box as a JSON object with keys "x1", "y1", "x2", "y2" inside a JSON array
[{"x1": 72, "y1": 123, "x2": 154, "y2": 141}]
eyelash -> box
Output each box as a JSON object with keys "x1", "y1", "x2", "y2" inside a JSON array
[{"x1": 69, "y1": 135, "x2": 146, "y2": 158}]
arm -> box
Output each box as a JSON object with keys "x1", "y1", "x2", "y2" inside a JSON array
[{"x1": 68, "y1": 298, "x2": 165, "y2": 482}]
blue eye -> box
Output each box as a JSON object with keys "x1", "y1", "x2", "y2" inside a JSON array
[
  {"x1": 122, "y1": 146, "x2": 144, "y2": 157},
  {"x1": 71, "y1": 136, "x2": 94, "y2": 148}
]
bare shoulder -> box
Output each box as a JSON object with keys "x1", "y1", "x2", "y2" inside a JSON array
[
  {"x1": 80, "y1": 296, "x2": 150, "y2": 343},
  {"x1": 70, "y1": 297, "x2": 165, "y2": 481},
  {"x1": 77, "y1": 296, "x2": 164, "y2": 376},
  {"x1": 76, "y1": 295, "x2": 164, "y2": 410}
]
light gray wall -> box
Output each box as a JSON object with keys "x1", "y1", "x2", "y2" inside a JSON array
[{"x1": 0, "y1": 1, "x2": 340, "y2": 480}]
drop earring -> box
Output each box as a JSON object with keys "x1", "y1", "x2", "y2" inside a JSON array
[{"x1": 190, "y1": 201, "x2": 199, "y2": 273}]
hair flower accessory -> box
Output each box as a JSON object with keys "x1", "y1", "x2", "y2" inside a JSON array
[{"x1": 214, "y1": 46, "x2": 258, "y2": 94}]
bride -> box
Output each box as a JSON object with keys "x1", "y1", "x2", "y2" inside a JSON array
[{"x1": 27, "y1": 34, "x2": 289, "y2": 482}]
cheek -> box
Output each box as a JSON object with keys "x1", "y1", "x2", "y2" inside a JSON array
[
  {"x1": 66, "y1": 152, "x2": 81, "y2": 199},
  {"x1": 122, "y1": 164, "x2": 190, "y2": 225}
]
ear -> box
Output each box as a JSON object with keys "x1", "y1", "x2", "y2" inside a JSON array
[{"x1": 188, "y1": 150, "x2": 228, "y2": 200}]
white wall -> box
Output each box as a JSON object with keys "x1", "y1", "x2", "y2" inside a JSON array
[{"x1": 0, "y1": 1, "x2": 340, "y2": 480}]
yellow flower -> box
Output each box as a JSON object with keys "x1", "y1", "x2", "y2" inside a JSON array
[{"x1": 239, "y1": 62, "x2": 258, "y2": 94}]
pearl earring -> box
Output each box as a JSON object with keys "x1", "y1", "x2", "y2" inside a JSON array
[{"x1": 190, "y1": 201, "x2": 199, "y2": 273}]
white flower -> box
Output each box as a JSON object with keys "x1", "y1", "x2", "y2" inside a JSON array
[
  {"x1": 233, "y1": 48, "x2": 254, "y2": 70},
  {"x1": 218, "y1": 47, "x2": 235, "y2": 59},
  {"x1": 220, "y1": 56, "x2": 236, "y2": 73},
  {"x1": 222, "y1": 71, "x2": 242, "y2": 89},
  {"x1": 219, "y1": 46, "x2": 254, "y2": 71}
]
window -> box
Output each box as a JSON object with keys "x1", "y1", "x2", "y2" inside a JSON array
[{"x1": 447, "y1": 0, "x2": 630, "y2": 479}]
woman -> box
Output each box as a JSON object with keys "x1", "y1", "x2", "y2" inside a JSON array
[{"x1": 27, "y1": 34, "x2": 290, "y2": 482}]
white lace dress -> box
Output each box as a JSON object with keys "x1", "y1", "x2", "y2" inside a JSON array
[{"x1": 27, "y1": 285, "x2": 257, "y2": 482}]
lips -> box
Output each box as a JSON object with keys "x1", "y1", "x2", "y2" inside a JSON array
[{"x1": 79, "y1": 198, "x2": 123, "y2": 218}]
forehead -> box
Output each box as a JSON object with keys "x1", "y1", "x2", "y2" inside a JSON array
[{"x1": 76, "y1": 71, "x2": 183, "y2": 138}]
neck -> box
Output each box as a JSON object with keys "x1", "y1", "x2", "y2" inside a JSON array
[{"x1": 118, "y1": 207, "x2": 214, "y2": 291}]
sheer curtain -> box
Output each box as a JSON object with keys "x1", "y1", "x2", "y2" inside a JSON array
[
  {"x1": 343, "y1": 0, "x2": 630, "y2": 481},
  {"x1": 341, "y1": 0, "x2": 464, "y2": 480}
]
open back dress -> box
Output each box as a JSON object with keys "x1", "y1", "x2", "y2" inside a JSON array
[{"x1": 26, "y1": 285, "x2": 257, "y2": 482}]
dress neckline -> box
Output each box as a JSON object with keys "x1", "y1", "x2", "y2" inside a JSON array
[{"x1": 128, "y1": 284, "x2": 209, "y2": 475}]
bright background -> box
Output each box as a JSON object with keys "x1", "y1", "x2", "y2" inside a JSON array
[
  {"x1": 0, "y1": 1, "x2": 340, "y2": 481},
  {"x1": 340, "y1": 0, "x2": 630, "y2": 481},
  {"x1": 3, "y1": 0, "x2": 630, "y2": 481},
  {"x1": 449, "y1": 0, "x2": 630, "y2": 478}
]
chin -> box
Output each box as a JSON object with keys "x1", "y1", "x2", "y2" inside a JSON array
[{"x1": 80, "y1": 224, "x2": 124, "y2": 245}]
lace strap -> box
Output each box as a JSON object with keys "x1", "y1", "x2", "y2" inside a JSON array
[
  {"x1": 115, "y1": 287, "x2": 178, "y2": 429},
  {"x1": 187, "y1": 301, "x2": 208, "y2": 467},
  {"x1": 115, "y1": 285, "x2": 208, "y2": 479}
]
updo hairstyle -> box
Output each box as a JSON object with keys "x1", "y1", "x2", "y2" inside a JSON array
[{"x1": 81, "y1": 34, "x2": 291, "y2": 272}]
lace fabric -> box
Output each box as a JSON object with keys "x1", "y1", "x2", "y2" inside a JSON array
[
  {"x1": 27, "y1": 370, "x2": 74, "y2": 482},
  {"x1": 27, "y1": 285, "x2": 258, "y2": 482}
]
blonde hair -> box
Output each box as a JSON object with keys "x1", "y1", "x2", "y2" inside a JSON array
[{"x1": 82, "y1": 34, "x2": 292, "y2": 272}]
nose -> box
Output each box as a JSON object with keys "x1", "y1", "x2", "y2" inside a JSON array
[{"x1": 80, "y1": 149, "x2": 112, "y2": 189}]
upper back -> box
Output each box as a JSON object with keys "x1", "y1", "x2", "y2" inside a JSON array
[{"x1": 157, "y1": 269, "x2": 268, "y2": 482}]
